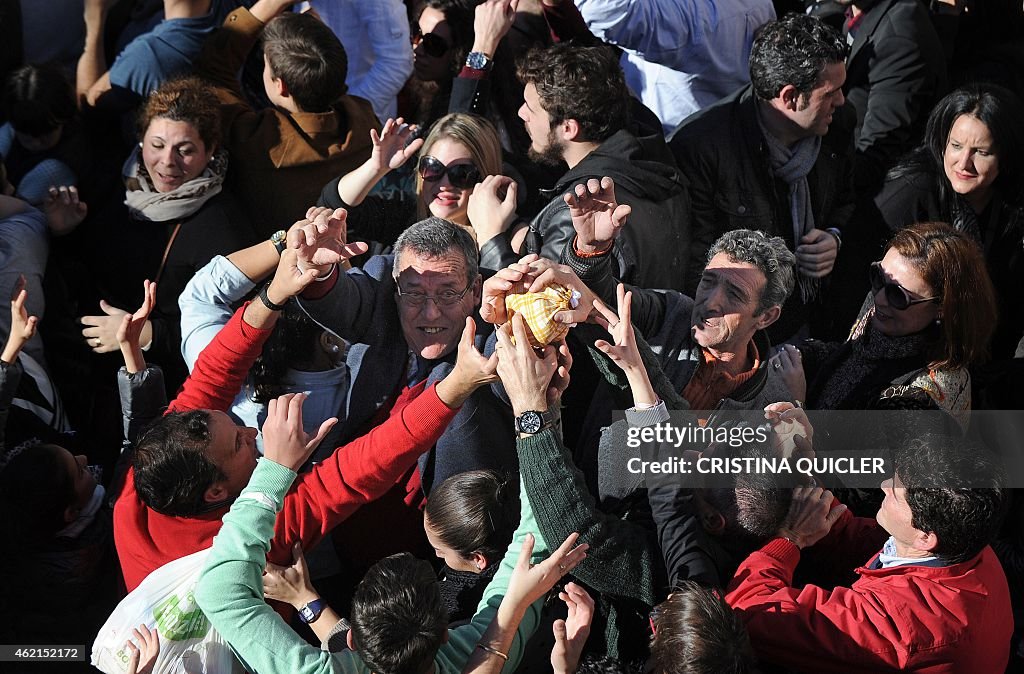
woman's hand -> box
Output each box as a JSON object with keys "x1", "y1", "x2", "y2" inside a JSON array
[
  {"x1": 82, "y1": 299, "x2": 139, "y2": 354},
  {"x1": 263, "y1": 542, "x2": 318, "y2": 608},
  {"x1": 769, "y1": 344, "x2": 807, "y2": 403},
  {"x1": 43, "y1": 185, "x2": 88, "y2": 236},
  {"x1": 502, "y1": 531, "x2": 588, "y2": 617},
  {"x1": 116, "y1": 280, "x2": 157, "y2": 374},
  {"x1": 467, "y1": 175, "x2": 518, "y2": 247},
  {"x1": 564, "y1": 177, "x2": 630, "y2": 256},
  {"x1": 764, "y1": 401, "x2": 814, "y2": 460},
  {"x1": 495, "y1": 314, "x2": 557, "y2": 416},
  {"x1": 369, "y1": 117, "x2": 423, "y2": 174},
  {"x1": 1, "y1": 276, "x2": 39, "y2": 364},
  {"x1": 551, "y1": 583, "x2": 594, "y2": 674},
  {"x1": 592, "y1": 284, "x2": 641, "y2": 374},
  {"x1": 124, "y1": 624, "x2": 160, "y2": 674}
]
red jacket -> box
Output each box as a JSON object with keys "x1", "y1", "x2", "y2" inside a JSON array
[
  {"x1": 114, "y1": 306, "x2": 457, "y2": 590},
  {"x1": 726, "y1": 510, "x2": 1013, "y2": 673}
]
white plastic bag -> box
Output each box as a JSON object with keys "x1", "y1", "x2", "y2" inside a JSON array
[{"x1": 92, "y1": 548, "x2": 243, "y2": 674}]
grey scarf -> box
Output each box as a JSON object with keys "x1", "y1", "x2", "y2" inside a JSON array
[
  {"x1": 123, "y1": 145, "x2": 228, "y2": 222},
  {"x1": 759, "y1": 114, "x2": 822, "y2": 302}
]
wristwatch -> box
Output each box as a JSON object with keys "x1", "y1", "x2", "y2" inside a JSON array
[
  {"x1": 514, "y1": 409, "x2": 558, "y2": 438},
  {"x1": 271, "y1": 229, "x2": 287, "y2": 255},
  {"x1": 258, "y1": 283, "x2": 288, "y2": 311},
  {"x1": 298, "y1": 597, "x2": 328, "y2": 624},
  {"x1": 465, "y1": 51, "x2": 493, "y2": 71}
]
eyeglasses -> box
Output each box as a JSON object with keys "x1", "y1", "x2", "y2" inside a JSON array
[
  {"x1": 869, "y1": 262, "x2": 939, "y2": 310},
  {"x1": 411, "y1": 29, "x2": 450, "y2": 58},
  {"x1": 395, "y1": 282, "x2": 473, "y2": 308},
  {"x1": 417, "y1": 156, "x2": 481, "y2": 189}
]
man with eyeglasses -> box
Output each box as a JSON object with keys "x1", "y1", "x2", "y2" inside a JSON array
[{"x1": 290, "y1": 210, "x2": 514, "y2": 512}]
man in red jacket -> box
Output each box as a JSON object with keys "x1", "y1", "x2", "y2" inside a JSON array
[
  {"x1": 726, "y1": 435, "x2": 1011, "y2": 672},
  {"x1": 114, "y1": 243, "x2": 496, "y2": 590}
]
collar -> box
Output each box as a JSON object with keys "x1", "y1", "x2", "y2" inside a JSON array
[
  {"x1": 868, "y1": 536, "x2": 946, "y2": 570},
  {"x1": 700, "y1": 339, "x2": 761, "y2": 383}
]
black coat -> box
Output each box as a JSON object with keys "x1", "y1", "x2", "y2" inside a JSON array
[
  {"x1": 844, "y1": 0, "x2": 948, "y2": 192},
  {"x1": 668, "y1": 85, "x2": 856, "y2": 341},
  {"x1": 511, "y1": 129, "x2": 691, "y2": 291}
]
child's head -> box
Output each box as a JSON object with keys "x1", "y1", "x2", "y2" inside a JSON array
[
  {"x1": 3, "y1": 64, "x2": 76, "y2": 153},
  {"x1": 423, "y1": 470, "x2": 519, "y2": 573}
]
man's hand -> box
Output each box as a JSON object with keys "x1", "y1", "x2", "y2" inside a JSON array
[
  {"x1": 472, "y1": 0, "x2": 520, "y2": 56},
  {"x1": 263, "y1": 542, "x2": 318, "y2": 608},
  {"x1": 287, "y1": 207, "x2": 368, "y2": 276},
  {"x1": 266, "y1": 249, "x2": 324, "y2": 305},
  {"x1": 124, "y1": 624, "x2": 160, "y2": 674},
  {"x1": 525, "y1": 262, "x2": 599, "y2": 327},
  {"x1": 564, "y1": 177, "x2": 630, "y2": 255},
  {"x1": 436, "y1": 317, "x2": 499, "y2": 409},
  {"x1": 116, "y1": 280, "x2": 157, "y2": 374},
  {"x1": 502, "y1": 532, "x2": 588, "y2": 617},
  {"x1": 44, "y1": 185, "x2": 88, "y2": 236},
  {"x1": 369, "y1": 117, "x2": 423, "y2": 174},
  {"x1": 547, "y1": 340, "x2": 572, "y2": 409},
  {"x1": 495, "y1": 314, "x2": 557, "y2": 415},
  {"x1": 467, "y1": 175, "x2": 518, "y2": 246},
  {"x1": 551, "y1": 583, "x2": 594, "y2": 674},
  {"x1": 480, "y1": 254, "x2": 540, "y2": 324},
  {"x1": 1, "y1": 276, "x2": 39, "y2": 364},
  {"x1": 776, "y1": 486, "x2": 846, "y2": 549},
  {"x1": 795, "y1": 228, "x2": 838, "y2": 278},
  {"x1": 262, "y1": 393, "x2": 338, "y2": 472},
  {"x1": 592, "y1": 284, "x2": 642, "y2": 374}
]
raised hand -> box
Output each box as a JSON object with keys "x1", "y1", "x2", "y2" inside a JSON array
[
  {"x1": 547, "y1": 340, "x2": 572, "y2": 408},
  {"x1": 82, "y1": 299, "x2": 132, "y2": 354},
  {"x1": 467, "y1": 175, "x2": 519, "y2": 246},
  {"x1": 764, "y1": 401, "x2": 814, "y2": 460},
  {"x1": 495, "y1": 314, "x2": 557, "y2": 415},
  {"x1": 116, "y1": 280, "x2": 157, "y2": 374},
  {"x1": 44, "y1": 185, "x2": 88, "y2": 236},
  {"x1": 436, "y1": 317, "x2": 499, "y2": 409},
  {"x1": 592, "y1": 284, "x2": 641, "y2": 373},
  {"x1": 287, "y1": 208, "x2": 368, "y2": 276},
  {"x1": 262, "y1": 393, "x2": 339, "y2": 472},
  {"x1": 262, "y1": 542, "x2": 318, "y2": 608},
  {"x1": 1, "y1": 276, "x2": 39, "y2": 364},
  {"x1": 480, "y1": 254, "x2": 540, "y2": 324},
  {"x1": 503, "y1": 531, "x2": 588, "y2": 615},
  {"x1": 776, "y1": 485, "x2": 846, "y2": 550},
  {"x1": 370, "y1": 117, "x2": 424, "y2": 173},
  {"x1": 551, "y1": 583, "x2": 594, "y2": 674},
  {"x1": 124, "y1": 624, "x2": 160, "y2": 674},
  {"x1": 472, "y1": 0, "x2": 520, "y2": 56},
  {"x1": 564, "y1": 177, "x2": 630, "y2": 255}
]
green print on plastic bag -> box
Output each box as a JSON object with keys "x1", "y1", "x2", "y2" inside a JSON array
[{"x1": 153, "y1": 590, "x2": 211, "y2": 641}]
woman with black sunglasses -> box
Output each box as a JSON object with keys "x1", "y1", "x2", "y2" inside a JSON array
[
  {"x1": 772, "y1": 222, "x2": 997, "y2": 428},
  {"x1": 317, "y1": 112, "x2": 524, "y2": 263}
]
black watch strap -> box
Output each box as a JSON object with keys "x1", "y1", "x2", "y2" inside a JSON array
[
  {"x1": 271, "y1": 230, "x2": 287, "y2": 255},
  {"x1": 258, "y1": 283, "x2": 288, "y2": 311}
]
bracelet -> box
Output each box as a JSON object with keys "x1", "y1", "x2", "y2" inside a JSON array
[
  {"x1": 314, "y1": 263, "x2": 337, "y2": 281},
  {"x1": 572, "y1": 235, "x2": 612, "y2": 259},
  {"x1": 778, "y1": 534, "x2": 801, "y2": 549},
  {"x1": 258, "y1": 283, "x2": 288, "y2": 311},
  {"x1": 476, "y1": 643, "x2": 508, "y2": 661}
]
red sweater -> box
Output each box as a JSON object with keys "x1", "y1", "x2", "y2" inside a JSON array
[
  {"x1": 114, "y1": 306, "x2": 458, "y2": 590},
  {"x1": 726, "y1": 510, "x2": 1013, "y2": 672}
]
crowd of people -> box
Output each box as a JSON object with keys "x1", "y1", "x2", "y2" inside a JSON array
[{"x1": 1, "y1": 0, "x2": 1022, "y2": 673}]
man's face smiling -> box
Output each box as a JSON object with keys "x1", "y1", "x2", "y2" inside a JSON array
[
  {"x1": 395, "y1": 250, "x2": 480, "y2": 361},
  {"x1": 691, "y1": 253, "x2": 771, "y2": 355}
]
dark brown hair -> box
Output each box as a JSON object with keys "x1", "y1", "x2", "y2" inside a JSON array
[
  {"x1": 888, "y1": 221, "x2": 997, "y2": 369},
  {"x1": 262, "y1": 13, "x2": 348, "y2": 113},
  {"x1": 138, "y1": 76, "x2": 221, "y2": 151},
  {"x1": 424, "y1": 470, "x2": 518, "y2": 566}
]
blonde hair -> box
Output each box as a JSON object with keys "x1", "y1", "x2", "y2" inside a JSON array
[{"x1": 415, "y1": 113, "x2": 503, "y2": 223}]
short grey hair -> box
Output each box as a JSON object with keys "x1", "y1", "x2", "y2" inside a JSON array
[
  {"x1": 707, "y1": 230, "x2": 796, "y2": 314},
  {"x1": 392, "y1": 217, "x2": 480, "y2": 287}
]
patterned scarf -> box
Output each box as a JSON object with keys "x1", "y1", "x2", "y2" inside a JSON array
[
  {"x1": 123, "y1": 145, "x2": 228, "y2": 222},
  {"x1": 759, "y1": 110, "x2": 823, "y2": 302}
]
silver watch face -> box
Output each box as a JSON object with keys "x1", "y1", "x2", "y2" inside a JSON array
[
  {"x1": 466, "y1": 52, "x2": 490, "y2": 70},
  {"x1": 518, "y1": 411, "x2": 543, "y2": 434}
]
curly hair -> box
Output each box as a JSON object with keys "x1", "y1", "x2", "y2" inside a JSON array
[
  {"x1": 132, "y1": 411, "x2": 221, "y2": 517},
  {"x1": 707, "y1": 229, "x2": 796, "y2": 314},
  {"x1": 516, "y1": 42, "x2": 629, "y2": 143},
  {"x1": 749, "y1": 14, "x2": 848, "y2": 102},
  {"x1": 138, "y1": 76, "x2": 221, "y2": 150}
]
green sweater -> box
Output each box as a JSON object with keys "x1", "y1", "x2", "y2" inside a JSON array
[{"x1": 195, "y1": 458, "x2": 549, "y2": 674}]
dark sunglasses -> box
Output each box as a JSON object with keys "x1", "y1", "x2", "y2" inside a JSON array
[
  {"x1": 417, "y1": 155, "x2": 481, "y2": 189},
  {"x1": 869, "y1": 261, "x2": 939, "y2": 311},
  {"x1": 411, "y1": 29, "x2": 450, "y2": 58}
]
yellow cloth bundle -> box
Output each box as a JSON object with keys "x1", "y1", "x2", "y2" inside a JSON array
[{"x1": 504, "y1": 281, "x2": 578, "y2": 347}]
